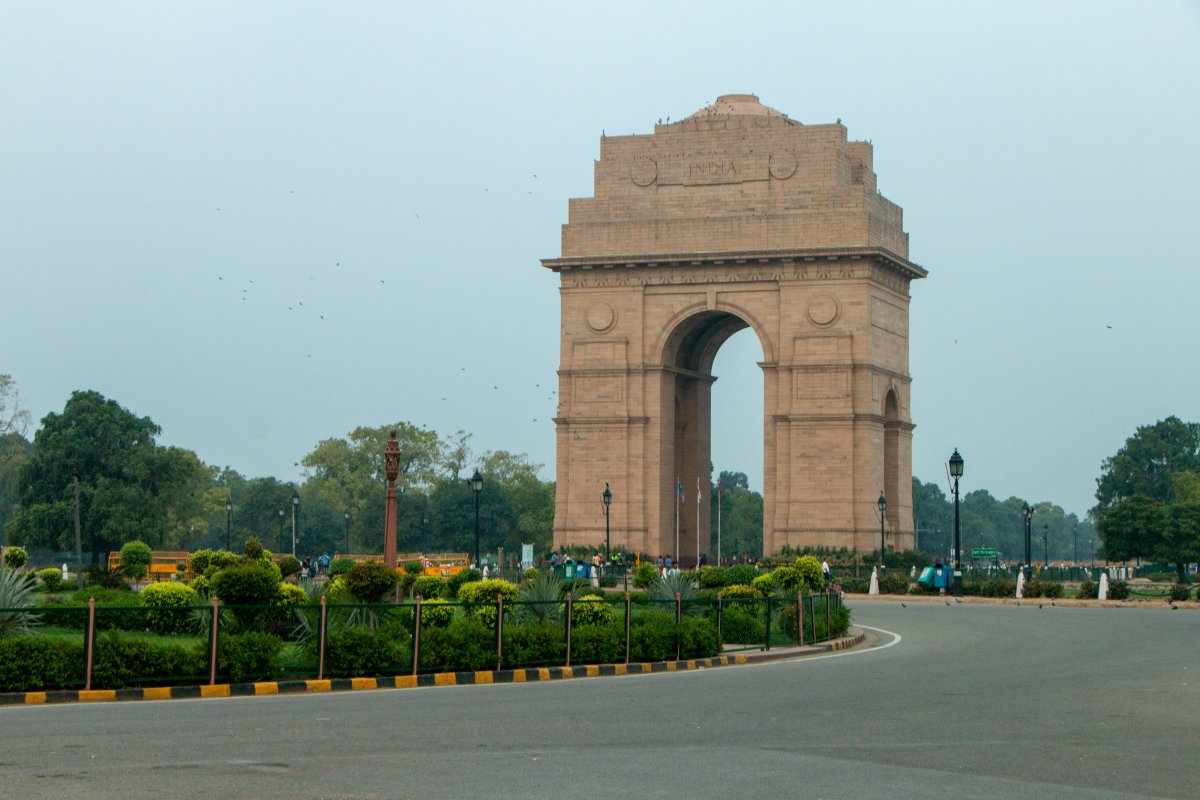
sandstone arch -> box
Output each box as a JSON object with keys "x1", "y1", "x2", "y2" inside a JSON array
[{"x1": 543, "y1": 95, "x2": 926, "y2": 562}]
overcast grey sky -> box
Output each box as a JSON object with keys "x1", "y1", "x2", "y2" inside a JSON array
[{"x1": 3, "y1": 1, "x2": 1198, "y2": 518}]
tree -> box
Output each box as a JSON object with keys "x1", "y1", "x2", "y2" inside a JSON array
[
  {"x1": 1094, "y1": 416, "x2": 1200, "y2": 513},
  {"x1": 1094, "y1": 417, "x2": 1200, "y2": 580},
  {"x1": 6, "y1": 391, "x2": 207, "y2": 559},
  {"x1": 711, "y1": 471, "x2": 763, "y2": 560},
  {"x1": 0, "y1": 376, "x2": 32, "y2": 541}
]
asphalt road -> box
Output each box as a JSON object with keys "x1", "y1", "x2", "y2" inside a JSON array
[{"x1": 4, "y1": 600, "x2": 1197, "y2": 799}]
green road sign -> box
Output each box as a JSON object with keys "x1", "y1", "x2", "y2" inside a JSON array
[{"x1": 971, "y1": 548, "x2": 998, "y2": 559}]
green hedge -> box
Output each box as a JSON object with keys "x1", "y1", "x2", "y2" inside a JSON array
[{"x1": 0, "y1": 638, "x2": 83, "y2": 691}]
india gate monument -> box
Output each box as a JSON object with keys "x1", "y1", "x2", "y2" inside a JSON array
[{"x1": 542, "y1": 95, "x2": 926, "y2": 563}]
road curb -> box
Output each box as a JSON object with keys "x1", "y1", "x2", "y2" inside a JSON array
[{"x1": 0, "y1": 632, "x2": 865, "y2": 707}]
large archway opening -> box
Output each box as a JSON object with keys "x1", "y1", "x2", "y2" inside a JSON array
[{"x1": 660, "y1": 310, "x2": 766, "y2": 566}]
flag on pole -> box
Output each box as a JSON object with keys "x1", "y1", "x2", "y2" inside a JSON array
[{"x1": 676, "y1": 478, "x2": 685, "y2": 505}]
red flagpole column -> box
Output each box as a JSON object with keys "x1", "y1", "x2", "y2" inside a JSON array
[{"x1": 383, "y1": 430, "x2": 401, "y2": 568}]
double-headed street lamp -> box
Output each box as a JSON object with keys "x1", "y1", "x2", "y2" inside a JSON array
[
  {"x1": 603, "y1": 483, "x2": 612, "y2": 566},
  {"x1": 291, "y1": 489, "x2": 300, "y2": 556},
  {"x1": 877, "y1": 492, "x2": 887, "y2": 566},
  {"x1": 277, "y1": 508, "x2": 285, "y2": 553},
  {"x1": 1021, "y1": 502, "x2": 1033, "y2": 575},
  {"x1": 225, "y1": 497, "x2": 233, "y2": 552},
  {"x1": 470, "y1": 470, "x2": 483, "y2": 568},
  {"x1": 949, "y1": 449, "x2": 964, "y2": 596}
]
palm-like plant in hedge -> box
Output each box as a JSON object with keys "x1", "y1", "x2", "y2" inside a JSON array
[
  {"x1": 650, "y1": 572, "x2": 700, "y2": 614},
  {"x1": 516, "y1": 569, "x2": 563, "y2": 623},
  {"x1": 0, "y1": 565, "x2": 42, "y2": 637}
]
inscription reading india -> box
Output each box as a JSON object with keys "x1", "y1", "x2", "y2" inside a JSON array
[{"x1": 688, "y1": 160, "x2": 737, "y2": 179}]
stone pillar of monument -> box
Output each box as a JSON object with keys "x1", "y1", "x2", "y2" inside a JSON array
[{"x1": 543, "y1": 94, "x2": 926, "y2": 560}]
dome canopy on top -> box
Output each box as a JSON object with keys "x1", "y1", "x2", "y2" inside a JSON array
[{"x1": 682, "y1": 93, "x2": 796, "y2": 122}]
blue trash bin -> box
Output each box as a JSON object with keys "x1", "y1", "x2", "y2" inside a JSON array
[{"x1": 932, "y1": 563, "x2": 950, "y2": 590}]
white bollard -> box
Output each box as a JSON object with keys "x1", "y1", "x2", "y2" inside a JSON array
[
  {"x1": 1098, "y1": 572, "x2": 1109, "y2": 601},
  {"x1": 61, "y1": 563, "x2": 69, "y2": 581},
  {"x1": 868, "y1": 567, "x2": 880, "y2": 596},
  {"x1": 1015, "y1": 570, "x2": 1025, "y2": 599}
]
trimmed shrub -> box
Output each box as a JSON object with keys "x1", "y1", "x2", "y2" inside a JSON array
[
  {"x1": 1169, "y1": 583, "x2": 1191, "y2": 602},
  {"x1": 632, "y1": 563, "x2": 659, "y2": 589},
  {"x1": 120, "y1": 540, "x2": 153, "y2": 581},
  {"x1": 502, "y1": 621, "x2": 565, "y2": 668},
  {"x1": 403, "y1": 560, "x2": 424, "y2": 575},
  {"x1": 725, "y1": 565, "x2": 759, "y2": 586},
  {"x1": 751, "y1": 573, "x2": 776, "y2": 595},
  {"x1": 719, "y1": 606, "x2": 766, "y2": 644},
  {"x1": 879, "y1": 574, "x2": 910, "y2": 595},
  {"x1": 697, "y1": 566, "x2": 727, "y2": 588},
  {"x1": 188, "y1": 574, "x2": 211, "y2": 598},
  {"x1": 628, "y1": 611, "x2": 676, "y2": 662},
  {"x1": 794, "y1": 556, "x2": 825, "y2": 590},
  {"x1": 140, "y1": 581, "x2": 198, "y2": 634},
  {"x1": 1025, "y1": 580, "x2": 1064, "y2": 599},
  {"x1": 419, "y1": 598, "x2": 455, "y2": 628},
  {"x1": 1076, "y1": 580, "x2": 1099, "y2": 599},
  {"x1": 38, "y1": 567, "x2": 65, "y2": 593},
  {"x1": 719, "y1": 583, "x2": 761, "y2": 600},
  {"x1": 328, "y1": 557, "x2": 355, "y2": 577},
  {"x1": 216, "y1": 631, "x2": 284, "y2": 682},
  {"x1": 242, "y1": 537, "x2": 265, "y2": 560},
  {"x1": 90, "y1": 635, "x2": 200, "y2": 689},
  {"x1": 570, "y1": 622, "x2": 623, "y2": 664},
  {"x1": 839, "y1": 577, "x2": 870, "y2": 594},
  {"x1": 772, "y1": 566, "x2": 804, "y2": 592},
  {"x1": 962, "y1": 574, "x2": 1015, "y2": 598},
  {"x1": 570, "y1": 595, "x2": 615, "y2": 627},
  {"x1": 344, "y1": 561, "x2": 398, "y2": 603},
  {"x1": 276, "y1": 582, "x2": 307, "y2": 605},
  {"x1": 1108, "y1": 580, "x2": 1130, "y2": 600},
  {"x1": 416, "y1": 616, "x2": 493, "y2": 673},
  {"x1": 448, "y1": 568, "x2": 482, "y2": 597},
  {"x1": 0, "y1": 638, "x2": 82, "y2": 691},
  {"x1": 413, "y1": 575, "x2": 449, "y2": 600},
  {"x1": 457, "y1": 579, "x2": 520, "y2": 628},
  {"x1": 278, "y1": 555, "x2": 302, "y2": 579},
  {"x1": 678, "y1": 615, "x2": 721, "y2": 658},
  {"x1": 324, "y1": 627, "x2": 407, "y2": 677},
  {"x1": 211, "y1": 563, "x2": 282, "y2": 628},
  {"x1": 2, "y1": 546, "x2": 28, "y2": 570}
]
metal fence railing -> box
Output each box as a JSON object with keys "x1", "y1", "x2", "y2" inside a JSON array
[{"x1": 0, "y1": 590, "x2": 847, "y2": 693}]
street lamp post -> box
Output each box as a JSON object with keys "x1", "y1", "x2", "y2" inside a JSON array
[
  {"x1": 603, "y1": 483, "x2": 612, "y2": 569},
  {"x1": 291, "y1": 489, "x2": 299, "y2": 557},
  {"x1": 225, "y1": 497, "x2": 233, "y2": 552},
  {"x1": 277, "y1": 508, "x2": 284, "y2": 554},
  {"x1": 1042, "y1": 523, "x2": 1049, "y2": 567},
  {"x1": 949, "y1": 449, "x2": 964, "y2": 596},
  {"x1": 877, "y1": 492, "x2": 887, "y2": 567},
  {"x1": 1073, "y1": 521, "x2": 1078, "y2": 566},
  {"x1": 1021, "y1": 503, "x2": 1033, "y2": 577},
  {"x1": 470, "y1": 470, "x2": 483, "y2": 568},
  {"x1": 344, "y1": 510, "x2": 351, "y2": 556}
]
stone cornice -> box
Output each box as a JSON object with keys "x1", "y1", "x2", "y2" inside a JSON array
[{"x1": 542, "y1": 246, "x2": 926, "y2": 282}]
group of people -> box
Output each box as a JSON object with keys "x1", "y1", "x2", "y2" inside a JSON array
[{"x1": 299, "y1": 553, "x2": 330, "y2": 579}]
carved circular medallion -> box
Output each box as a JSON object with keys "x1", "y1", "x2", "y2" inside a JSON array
[
  {"x1": 586, "y1": 302, "x2": 616, "y2": 333},
  {"x1": 806, "y1": 294, "x2": 840, "y2": 327},
  {"x1": 630, "y1": 159, "x2": 657, "y2": 187},
  {"x1": 769, "y1": 153, "x2": 796, "y2": 180}
]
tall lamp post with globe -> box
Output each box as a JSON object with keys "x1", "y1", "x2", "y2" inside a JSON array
[
  {"x1": 877, "y1": 492, "x2": 887, "y2": 567},
  {"x1": 603, "y1": 483, "x2": 612, "y2": 568},
  {"x1": 949, "y1": 449, "x2": 964, "y2": 596},
  {"x1": 470, "y1": 470, "x2": 484, "y2": 568}
]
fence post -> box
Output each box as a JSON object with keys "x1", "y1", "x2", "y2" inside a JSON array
[
  {"x1": 797, "y1": 590, "x2": 804, "y2": 646},
  {"x1": 624, "y1": 592, "x2": 631, "y2": 664},
  {"x1": 209, "y1": 597, "x2": 220, "y2": 685},
  {"x1": 496, "y1": 593, "x2": 504, "y2": 672},
  {"x1": 318, "y1": 595, "x2": 328, "y2": 680},
  {"x1": 412, "y1": 595, "x2": 422, "y2": 676},
  {"x1": 808, "y1": 593, "x2": 816, "y2": 641},
  {"x1": 675, "y1": 591, "x2": 681, "y2": 662},
  {"x1": 84, "y1": 597, "x2": 96, "y2": 691},
  {"x1": 565, "y1": 594, "x2": 573, "y2": 667}
]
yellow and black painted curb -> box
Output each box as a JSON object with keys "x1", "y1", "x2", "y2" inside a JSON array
[{"x1": 0, "y1": 631, "x2": 864, "y2": 707}]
